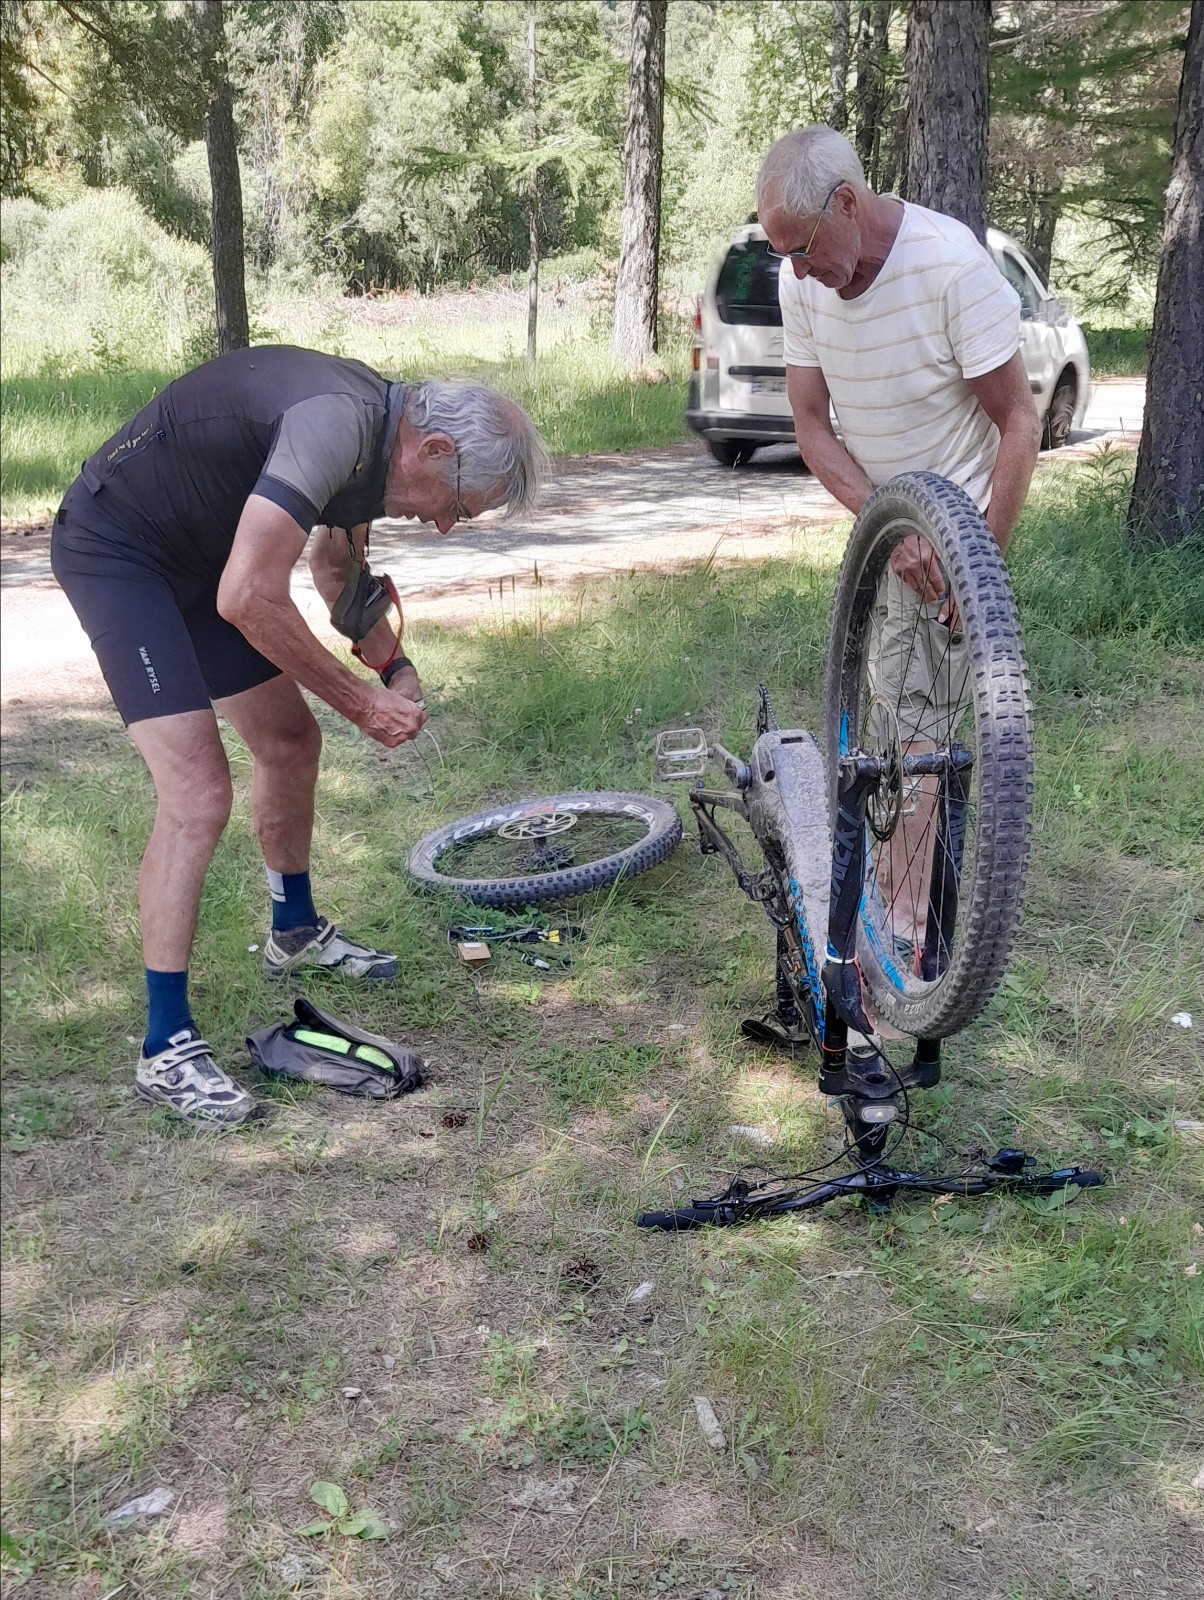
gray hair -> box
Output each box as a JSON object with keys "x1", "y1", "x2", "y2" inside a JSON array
[
  {"x1": 404, "y1": 380, "x2": 548, "y2": 516},
  {"x1": 757, "y1": 125, "x2": 869, "y2": 219}
]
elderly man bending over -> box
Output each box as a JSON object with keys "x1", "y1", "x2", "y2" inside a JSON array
[
  {"x1": 757, "y1": 126, "x2": 1041, "y2": 962},
  {"x1": 52, "y1": 345, "x2": 546, "y2": 1126}
]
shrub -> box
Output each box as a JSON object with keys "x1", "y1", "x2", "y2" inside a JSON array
[{"x1": 0, "y1": 189, "x2": 213, "y2": 372}]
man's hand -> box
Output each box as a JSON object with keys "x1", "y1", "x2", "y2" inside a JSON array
[
  {"x1": 890, "y1": 534, "x2": 961, "y2": 635},
  {"x1": 890, "y1": 533, "x2": 946, "y2": 603},
  {"x1": 354, "y1": 685, "x2": 426, "y2": 747}
]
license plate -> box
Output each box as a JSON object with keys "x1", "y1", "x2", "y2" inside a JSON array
[{"x1": 749, "y1": 377, "x2": 786, "y2": 395}]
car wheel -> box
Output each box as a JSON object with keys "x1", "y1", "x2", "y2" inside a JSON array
[
  {"x1": 1042, "y1": 372, "x2": 1076, "y2": 451},
  {"x1": 707, "y1": 439, "x2": 757, "y2": 467}
]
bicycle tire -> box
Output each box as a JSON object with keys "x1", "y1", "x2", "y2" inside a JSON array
[
  {"x1": 823, "y1": 472, "x2": 1033, "y2": 1038},
  {"x1": 407, "y1": 791, "x2": 683, "y2": 908}
]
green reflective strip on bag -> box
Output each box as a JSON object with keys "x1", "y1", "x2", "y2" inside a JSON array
[
  {"x1": 294, "y1": 1027, "x2": 352, "y2": 1054},
  {"x1": 292, "y1": 1027, "x2": 395, "y2": 1073},
  {"x1": 353, "y1": 1043, "x2": 395, "y2": 1070}
]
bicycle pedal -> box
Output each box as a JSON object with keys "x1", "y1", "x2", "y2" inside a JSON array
[
  {"x1": 741, "y1": 1014, "x2": 810, "y2": 1052},
  {"x1": 655, "y1": 727, "x2": 708, "y2": 783}
]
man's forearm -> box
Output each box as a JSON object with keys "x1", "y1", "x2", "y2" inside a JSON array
[
  {"x1": 985, "y1": 412, "x2": 1041, "y2": 554},
  {"x1": 794, "y1": 423, "x2": 875, "y2": 516},
  {"x1": 228, "y1": 591, "x2": 372, "y2": 721}
]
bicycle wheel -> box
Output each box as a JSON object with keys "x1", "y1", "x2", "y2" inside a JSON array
[
  {"x1": 823, "y1": 472, "x2": 1033, "y2": 1038},
  {"x1": 407, "y1": 791, "x2": 683, "y2": 908}
]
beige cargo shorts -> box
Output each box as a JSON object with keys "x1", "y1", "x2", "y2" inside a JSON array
[{"x1": 867, "y1": 565, "x2": 971, "y2": 745}]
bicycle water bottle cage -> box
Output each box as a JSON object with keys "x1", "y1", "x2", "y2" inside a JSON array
[
  {"x1": 655, "y1": 727, "x2": 709, "y2": 783},
  {"x1": 331, "y1": 565, "x2": 395, "y2": 643}
]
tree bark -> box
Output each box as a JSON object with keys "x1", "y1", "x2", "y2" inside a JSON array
[
  {"x1": 902, "y1": 0, "x2": 990, "y2": 242},
  {"x1": 526, "y1": 0, "x2": 538, "y2": 366},
  {"x1": 853, "y1": 2, "x2": 891, "y2": 186},
  {"x1": 829, "y1": 0, "x2": 851, "y2": 133},
  {"x1": 192, "y1": 0, "x2": 248, "y2": 353},
  {"x1": 612, "y1": 0, "x2": 667, "y2": 368},
  {"x1": 1128, "y1": 0, "x2": 1204, "y2": 545},
  {"x1": 1029, "y1": 184, "x2": 1061, "y2": 282}
]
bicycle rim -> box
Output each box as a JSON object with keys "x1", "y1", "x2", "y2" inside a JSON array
[
  {"x1": 407, "y1": 791, "x2": 683, "y2": 908},
  {"x1": 823, "y1": 473, "x2": 1033, "y2": 1038}
]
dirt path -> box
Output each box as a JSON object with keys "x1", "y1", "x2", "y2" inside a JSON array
[{"x1": 0, "y1": 379, "x2": 1145, "y2": 721}]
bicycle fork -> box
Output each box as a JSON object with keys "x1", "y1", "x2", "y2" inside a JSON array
[{"x1": 812, "y1": 751, "x2": 970, "y2": 1110}]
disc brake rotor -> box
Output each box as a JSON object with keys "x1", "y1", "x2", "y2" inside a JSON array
[{"x1": 497, "y1": 811, "x2": 580, "y2": 842}]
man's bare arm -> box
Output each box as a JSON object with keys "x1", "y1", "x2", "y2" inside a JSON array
[
  {"x1": 786, "y1": 364, "x2": 874, "y2": 515},
  {"x1": 968, "y1": 352, "x2": 1041, "y2": 553},
  {"x1": 217, "y1": 496, "x2": 423, "y2": 747}
]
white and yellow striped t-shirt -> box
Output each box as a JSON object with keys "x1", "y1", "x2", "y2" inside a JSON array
[{"x1": 779, "y1": 201, "x2": 1020, "y2": 511}]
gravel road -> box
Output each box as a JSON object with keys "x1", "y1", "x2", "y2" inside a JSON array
[{"x1": 0, "y1": 378, "x2": 1145, "y2": 712}]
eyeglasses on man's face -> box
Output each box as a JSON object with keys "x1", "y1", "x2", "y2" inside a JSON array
[
  {"x1": 766, "y1": 181, "x2": 845, "y2": 263},
  {"x1": 452, "y1": 446, "x2": 469, "y2": 525}
]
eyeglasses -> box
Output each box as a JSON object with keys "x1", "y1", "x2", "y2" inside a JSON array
[
  {"x1": 766, "y1": 181, "x2": 844, "y2": 263},
  {"x1": 452, "y1": 446, "x2": 469, "y2": 525}
]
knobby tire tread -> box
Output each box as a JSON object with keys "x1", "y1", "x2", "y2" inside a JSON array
[
  {"x1": 408, "y1": 791, "x2": 683, "y2": 908},
  {"x1": 822, "y1": 472, "x2": 1033, "y2": 1038}
]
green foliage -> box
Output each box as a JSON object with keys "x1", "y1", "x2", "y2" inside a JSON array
[
  {"x1": 1012, "y1": 456, "x2": 1204, "y2": 662},
  {"x1": 990, "y1": 1, "x2": 1188, "y2": 299},
  {"x1": 2, "y1": 0, "x2": 1190, "y2": 316},
  {"x1": 1084, "y1": 322, "x2": 1150, "y2": 377},
  {"x1": 296, "y1": 1480, "x2": 388, "y2": 1540},
  {"x1": 0, "y1": 188, "x2": 211, "y2": 371}
]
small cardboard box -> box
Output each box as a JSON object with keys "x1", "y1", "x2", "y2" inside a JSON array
[{"x1": 456, "y1": 940, "x2": 491, "y2": 966}]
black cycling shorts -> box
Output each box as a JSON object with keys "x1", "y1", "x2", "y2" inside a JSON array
[{"x1": 51, "y1": 480, "x2": 280, "y2": 725}]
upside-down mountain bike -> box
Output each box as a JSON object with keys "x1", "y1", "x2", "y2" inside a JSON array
[{"x1": 635, "y1": 471, "x2": 1101, "y2": 1226}]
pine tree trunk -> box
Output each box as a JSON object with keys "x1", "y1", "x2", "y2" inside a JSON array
[
  {"x1": 1029, "y1": 186, "x2": 1061, "y2": 282},
  {"x1": 829, "y1": 0, "x2": 851, "y2": 133},
  {"x1": 902, "y1": 0, "x2": 990, "y2": 243},
  {"x1": 612, "y1": 0, "x2": 667, "y2": 368},
  {"x1": 1128, "y1": 0, "x2": 1204, "y2": 545},
  {"x1": 192, "y1": 0, "x2": 248, "y2": 353},
  {"x1": 853, "y1": 2, "x2": 891, "y2": 186},
  {"x1": 526, "y1": 0, "x2": 538, "y2": 366}
]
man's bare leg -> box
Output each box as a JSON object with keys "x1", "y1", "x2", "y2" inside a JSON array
[
  {"x1": 884, "y1": 742, "x2": 939, "y2": 963},
  {"x1": 217, "y1": 673, "x2": 396, "y2": 980},
  {"x1": 128, "y1": 709, "x2": 234, "y2": 969},
  {"x1": 215, "y1": 674, "x2": 321, "y2": 875},
  {"x1": 126, "y1": 709, "x2": 255, "y2": 1125}
]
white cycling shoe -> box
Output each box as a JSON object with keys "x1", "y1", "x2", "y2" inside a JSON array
[
  {"x1": 261, "y1": 916, "x2": 398, "y2": 982},
  {"x1": 136, "y1": 1031, "x2": 257, "y2": 1128}
]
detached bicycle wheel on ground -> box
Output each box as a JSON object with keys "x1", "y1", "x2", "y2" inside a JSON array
[{"x1": 407, "y1": 791, "x2": 683, "y2": 908}]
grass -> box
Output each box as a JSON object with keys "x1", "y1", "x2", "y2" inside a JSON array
[
  {"x1": 2, "y1": 462, "x2": 1202, "y2": 1597},
  {"x1": 1083, "y1": 324, "x2": 1150, "y2": 378},
  {"x1": 0, "y1": 287, "x2": 692, "y2": 525}
]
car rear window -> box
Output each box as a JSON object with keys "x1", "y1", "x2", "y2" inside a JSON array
[{"x1": 716, "y1": 239, "x2": 783, "y2": 326}]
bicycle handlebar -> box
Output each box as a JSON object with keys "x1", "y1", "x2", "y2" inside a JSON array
[{"x1": 637, "y1": 1164, "x2": 1104, "y2": 1230}]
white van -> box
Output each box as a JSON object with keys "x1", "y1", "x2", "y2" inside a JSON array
[{"x1": 686, "y1": 221, "x2": 1091, "y2": 467}]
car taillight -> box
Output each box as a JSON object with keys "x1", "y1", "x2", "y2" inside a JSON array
[{"x1": 692, "y1": 346, "x2": 700, "y2": 371}]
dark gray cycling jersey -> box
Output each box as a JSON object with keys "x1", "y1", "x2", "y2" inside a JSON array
[{"x1": 73, "y1": 345, "x2": 405, "y2": 578}]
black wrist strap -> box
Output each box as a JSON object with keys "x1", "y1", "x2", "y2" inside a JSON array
[{"x1": 380, "y1": 655, "x2": 413, "y2": 688}]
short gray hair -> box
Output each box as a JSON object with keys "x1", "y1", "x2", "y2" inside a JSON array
[
  {"x1": 757, "y1": 125, "x2": 868, "y2": 219},
  {"x1": 404, "y1": 381, "x2": 548, "y2": 516}
]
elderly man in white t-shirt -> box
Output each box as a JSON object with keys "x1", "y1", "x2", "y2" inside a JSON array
[{"x1": 757, "y1": 125, "x2": 1041, "y2": 961}]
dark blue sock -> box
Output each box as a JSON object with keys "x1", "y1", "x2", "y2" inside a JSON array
[
  {"x1": 267, "y1": 868, "x2": 318, "y2": 932},
  {"x1": 144, "y1": 968, "x2": 195, "y2": 1056}
]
